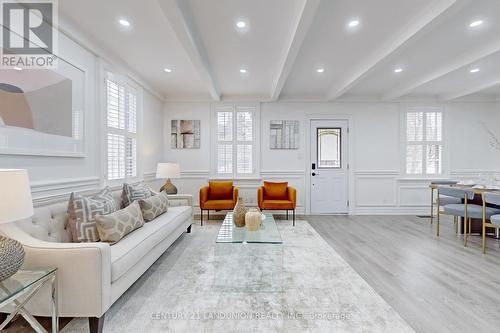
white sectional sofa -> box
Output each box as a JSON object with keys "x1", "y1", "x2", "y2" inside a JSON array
[{"x1": 0, "y1": 190, "x2": 193, "y2": 333}]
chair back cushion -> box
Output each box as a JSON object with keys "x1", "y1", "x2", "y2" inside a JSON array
[
  {"x1": 264, "y1": 181, "x2": 288, "y2": 200},
  {"x1": 483, "y1": 192, "x2": 500, "y2": 206},
  {"x1": 209, "y1": 181, "x2": 233, "y2": 200},
  {"x1": 438, "y1": 187, "x2": 474, "y2": 200}
]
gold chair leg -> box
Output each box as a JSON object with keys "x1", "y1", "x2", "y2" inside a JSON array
[
  {"x1": 430, "y1": 188, "x2": 434, "y2": 224},
  {"x1": 436, "y1": 210, "x2": 440, "y2": 237},
  {"x1": 482, "y1": 222, "x2": 486, "y2": 254},
  {"x1": 454, "y1": 216, "x2": 458, "y2": 234},
  {"x1": 464, "y1": 218, "x2": 468, "y2": 247}
]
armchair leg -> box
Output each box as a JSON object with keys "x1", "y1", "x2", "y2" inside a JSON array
[
  {"x1": 187, "y1": 224, "x2": 192, "y2": 233},
  {"x1": 89, "y1": 314, "x2": 105, "y2": 333},
  {"x1": 207, "y1": 210, "x2": 210, "y2": 222},
  {"x1": 286, "y1": 210, "x2": 289, "y2": 220},
  {"x1": 293, "y1": 209, "x2": 295, "y2": 227},
  {"x1": 200, "y1": 210, "x2": 203, "y2": 226}
]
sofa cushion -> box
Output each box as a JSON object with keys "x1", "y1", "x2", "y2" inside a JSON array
[
  {"x1": 139, "y1": 191, "x2": 169, "y2": 222},
  {"x1": 122, "y1": 182, "x2": 153, "y2": 207},
  {"x1": 208, "y1": 181, "x2": 233, "y2": 200},
  {"x1": 261, "y1": 200, "x2": 294, "y2": 210},
  {"x1": 203, "y1": 199, "x2": 234, "y2": 210},
  {"x1": 264, "y1": 181, "x2": 288, "y2": 200},
  {"x1": 443, "y1": 204, "x2": 500, "y2": 219},
  {"x1": 67, "y1": 187, "x2": 117, "y2": 242},
  {"x1": 96, "y1": 201, "x2": 145, "y2": 244},
  {"x1": 109, "y1": 206, "x2": 192, "y2": 282},
  {"x1": 491, "y1": 215, "x2": 500, "y2": 226}
]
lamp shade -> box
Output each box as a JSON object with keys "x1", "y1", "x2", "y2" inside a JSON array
[
  {"x1": 0, "y1": 169, "x2": 34, "y2": 224},
  {"x1": 156, "y1": 163, "x2": 180, "y2": 179}
]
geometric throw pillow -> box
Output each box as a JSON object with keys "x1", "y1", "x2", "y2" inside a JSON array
[
  {"x1": 95, "y1": 201, "x2": 144, "y2": 244},
  {"x1": 67, "y1": 187, "x2": 117, "y2": 242},
  {"x1": 122, "y1": 182, "x2": 153, "y2": 207},
  {"x1": 138, "y1": 191, "x2": 169, "y2": 222}
]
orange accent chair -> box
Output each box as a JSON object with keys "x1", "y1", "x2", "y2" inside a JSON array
[
  {"x1": 199, "y1": 181, "x2": 238, "y2": 226},
  {"x1": 258, "y1": 181, "x2": 297, "y2": 226}
]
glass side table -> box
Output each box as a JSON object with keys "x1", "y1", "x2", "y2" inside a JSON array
[{"x1": 0, "y1": 268, "x2": 58, "y2": 333}]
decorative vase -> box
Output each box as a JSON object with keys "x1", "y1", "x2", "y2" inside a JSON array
[
  {"x1": 233, "y1": 197, "x2": 247, "y2": 227},
  {"x1": 245, "y1": 208, "x2": 261, "y2": 232},
  {"x1": 0, "y1": 235, "x2": 25, "y2": 281}
]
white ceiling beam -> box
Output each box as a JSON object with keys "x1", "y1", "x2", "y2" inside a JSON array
[
  {"x1": 385, "y1": 41, "x2": 500, "y2": 101},
  {"x1": 157, "y1": 0, "x2": 220, "y2": 101},
  {"x1": 440, "y1": 78, "x2": 500, "y2": 101},
  {"x1": 270, "y1": 0, "x2": 321, "y2": 101},
  {"x1": 325, "y1": 0, "x2": 461, "y2": 101}
]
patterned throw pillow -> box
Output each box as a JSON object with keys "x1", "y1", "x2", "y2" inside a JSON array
[
  {"x1": 67, "y1": 187, "x2": 117, "y2": 242},
  {"x1": 96, "y1": 201, "x2": 145, "y2": 243},
  {"x1": 122, "y1": 182, "x2": 153, "y2": 207},
  {"x1": 139, "y1": 191, "x2": 169, "y2": 222}
]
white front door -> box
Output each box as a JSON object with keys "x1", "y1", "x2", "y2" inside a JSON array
[{"x1": 310, "y1": 120, "x2": 349, "y2": 214}]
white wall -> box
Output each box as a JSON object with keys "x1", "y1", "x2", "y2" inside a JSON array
[
  {"x1": 163, "y1": 101, "x2": 500, "y2": 215},
  {"x1": 0, "y1": 25, "x2": 165, "y2": 204}
]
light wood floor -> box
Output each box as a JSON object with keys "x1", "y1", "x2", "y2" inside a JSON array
[{"x1": 308, "y1": 214, "x2": 500, "y2": 333}]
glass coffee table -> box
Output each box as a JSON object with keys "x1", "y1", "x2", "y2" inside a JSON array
[{"x1": 214, "y1": 212, "x2": 283, "y2": 292}]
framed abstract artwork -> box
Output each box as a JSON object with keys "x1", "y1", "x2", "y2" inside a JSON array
[
  {"x1": 171, "y1": 120, "x2": 201, "y2": 149},
  {"x1": 0, "y1": 55, "x2": 86, "y2": 157},
  {"x1": 270, "y1": 120, "x2": 299, "y2": 149}
]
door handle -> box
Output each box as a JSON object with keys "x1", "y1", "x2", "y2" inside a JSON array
[{"x1": 312, "y1": 172, "x2": 316, "y2": 176}]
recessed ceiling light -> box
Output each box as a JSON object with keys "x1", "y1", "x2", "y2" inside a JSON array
[
  {"x1": 469, "y1": 20, "x2": 483, "y2": 28},
  {"x1": 239, "y1": 68, "x2": 247, "y2": 73},
  {"x1": 394, "y1": 68, "x2": 403, "y2": 73},
  {"x1": 119, "y1": 18, "x2": 130, "y2": 27},
  {"x1": 316, "y1": 68, "x2": 325, "y2": 73},
  {"x1": 348, "y1": 20, "x2": 360, "y2": 28},
  {"x1": 164, "y1": 68, "x2": 172, "y2": 73},
  {"x1": 236, "y1": 21, "x2": 246, "y2": 29},
  {"x1": 13, "y1": 66, "x2": 22, "y2": 71},
  {"x1": 470, "y1": 68, "x2": 480, "y2": 73}
]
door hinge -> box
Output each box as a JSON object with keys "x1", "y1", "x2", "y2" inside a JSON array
[
  {"x1": 347, "y1": 127, "x2": 350, "y2": 133},
  {"x1": 347, "y1": 200, "x2": 350, "y2": 207},
  {"x1": 347, "y1": 163, "x2": 350, "y2": 170}
]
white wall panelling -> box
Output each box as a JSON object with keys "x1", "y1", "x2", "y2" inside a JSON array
[{"x1": 164, "y1": 101, "x2": 500, "y2": 215}]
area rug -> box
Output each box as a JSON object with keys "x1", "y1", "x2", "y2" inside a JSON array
[{"x1": 61, "y1": 220, "x2": 414, "y2": 333}]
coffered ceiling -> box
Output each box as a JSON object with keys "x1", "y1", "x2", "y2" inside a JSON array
[{"x1": 59, "y1": 0, "x2": 500, "y2": 101}]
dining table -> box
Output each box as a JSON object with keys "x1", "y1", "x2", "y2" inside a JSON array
[{"x1": 429, "y1": 183, "x2": 500, "y2": 235}]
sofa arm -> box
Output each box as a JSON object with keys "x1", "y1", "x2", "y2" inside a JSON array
[
  {"x1": 287, "y1": 187, "x2": 297, "y2": 208},
  {"x1": 257, "y1": 186, "x2": 265, "y2": 209},
  {"x1": 232, "y1": 186, "x2": 239, "y2": 206},
  {"x1": 0, "y1": 223, "x2": 111, "y2": 318},
  {"x1": 168, "y1": 194, "x2": 194, "y2": 212},
  {"x1": 198, "y1": 187, "x2": 209, "y2": 210}
]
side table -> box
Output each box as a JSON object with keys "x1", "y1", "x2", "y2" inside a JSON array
[{"x1": 0, "y1": 268, "x2": 58, "y2": 333}]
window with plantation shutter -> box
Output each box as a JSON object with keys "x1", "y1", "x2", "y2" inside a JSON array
[
  {"x1": 404, "y1": 106, "x2": 443, "y2": 175},
  {"x1": 213, "y1": 104, "x2": 257, "y2": 178},
  {"x1": 106, "y1": 72, "x2": 139, "y2": 181}
]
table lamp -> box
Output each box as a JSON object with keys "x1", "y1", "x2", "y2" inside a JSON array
[
  {"x1": 0, "y1": 169, "x2": 33, "y2": 281},
  {"x1": 156, "y1": 163, "x2": 180, "y2": 194}
]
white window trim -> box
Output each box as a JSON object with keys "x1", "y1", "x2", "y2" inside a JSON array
[
  {"x1": 100, "y1": 64, "x2": 143, "y2": 186},
  {"x1": 210, "y1": 103, "x2": 261, "y2": 179},
  {"x1": 399, "y1": 103, "x2": 449, "y2": 179}
]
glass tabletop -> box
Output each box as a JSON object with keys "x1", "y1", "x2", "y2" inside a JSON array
[
  {"x1": 216, "y1": 212, "x2": 282, "y2": 244},
  {"x1": 0, "y1": 268, "x2": 57, "y2": 304}
]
